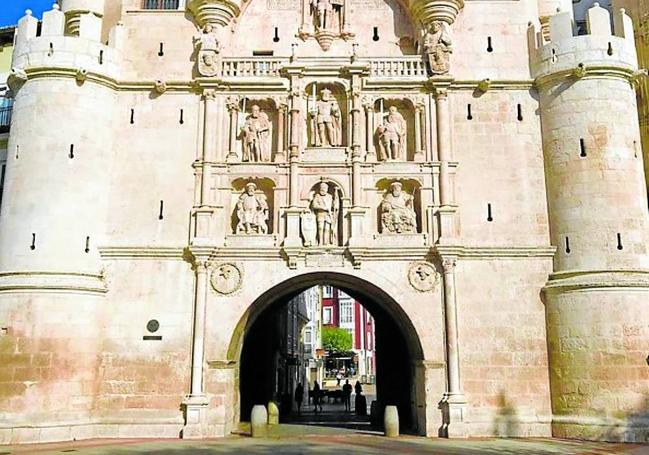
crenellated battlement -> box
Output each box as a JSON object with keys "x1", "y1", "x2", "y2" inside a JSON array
[
  {"x1": 11, "y1": 5, "x2": 124, "y2": 83},
  {"x1": 528, "y1": 4, "x2": 638, "y2": 82}
]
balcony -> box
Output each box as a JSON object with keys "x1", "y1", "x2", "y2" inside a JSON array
[
  {"x1": 0, "y1": 105, "x2": 12, "y2": 134},
  {"x1": 141, "y1": 0, "x2": 180, "y2": 9},
  {"x1": 367, "y1": 57, "x2": 427, "y2": 78},
  {"x1": 221, "y1": 58, "x2": 286, "y2": 78}
]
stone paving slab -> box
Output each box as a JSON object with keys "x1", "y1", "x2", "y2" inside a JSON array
[{"x1": 2, "y1": 428, "x2": 649, "y2": 455}]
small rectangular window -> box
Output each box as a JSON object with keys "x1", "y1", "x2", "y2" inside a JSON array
[{"x1": 141, "y1": 0, "x2": 179, "y2": 9}]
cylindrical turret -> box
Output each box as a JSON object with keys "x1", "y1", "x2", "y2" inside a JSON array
[
  {"x1": 0, "y1": 6, "x2": 118, "y2": 432},
  {"x1": 61, "y1": 0, "x2": 105, "y2": 35},
  {"x1": 531, "y1": 5, "x2": 649, "y2": 442}
]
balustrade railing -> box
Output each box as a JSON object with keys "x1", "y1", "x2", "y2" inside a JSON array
[
  {"x1": 367, "y1": 57, "x2": 427, "y2": 78},
  {"x1": 221, "y1": 58, "x2": 286, "y2": 77},
  {"x1": 141, "y1": 0, "x2": 180, "y2": 9}
]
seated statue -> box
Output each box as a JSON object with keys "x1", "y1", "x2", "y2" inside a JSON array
[
  {"x1": 381, "y1": 182, "x2": 417, "y2": 234},
  {"x1": 236, "y1": 183, "x2": 269, "y2": 234}
]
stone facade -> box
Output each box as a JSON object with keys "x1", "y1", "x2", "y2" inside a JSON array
[{"x1": 0, "y1": 0, "x2": 647, "y2": 445}]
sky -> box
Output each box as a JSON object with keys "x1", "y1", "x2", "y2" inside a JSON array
[{"x1": 0, "y1": 0, "x2": 53, "y2": 27}]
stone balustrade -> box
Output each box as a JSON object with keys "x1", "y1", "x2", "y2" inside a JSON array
[
  {"x1": 367, "y1": 57, "x2": 427, "y2": 78},
  {"x1": 221, "y1": 57, "x2": 287, "y2": 77}
]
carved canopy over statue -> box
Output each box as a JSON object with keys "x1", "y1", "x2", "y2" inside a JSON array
[
  {"x1": 311, "y1": 0, "x2": 344, "y2": 31},
  {"x1": 236, "y1": 183, "x2": 269, "y2": 234},
  {"x1": 241, "y1": 104, "x2": 271, "y2": 162},
  {"x1": 381, "y1": 182, "x2": 417, "y2": 233},
  {"x1": 423, "y1": 21, "x2": 453, "y2": 75},
  {"x1": 310, "y1": 88, "x2": 342, "y2": 147},
  {"x1": 377, "y1": 106, "x2": 407, "y2": 161},
  {"x1": 194, "y1": 24, "x2": 222, "y2": 77}
]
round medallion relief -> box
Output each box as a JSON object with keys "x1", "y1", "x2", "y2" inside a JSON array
[
  {"x1": 408, "y1": 262, "x2": 438, "y2": 293},
  {"x1": 210, "y1": 263, "x2": 243, "y2": 295}
]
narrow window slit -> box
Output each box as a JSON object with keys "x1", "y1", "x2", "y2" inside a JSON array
[
  {"x1": 487, "y1": 37, "x2": 493, "y2": 52},
  {"x1": 372, "y1": 27, "x2": 379, "y2": 41},
  {"x1": 467, "y1": 104, "x2": 473, "y2": 120},
  {"x1": 273, "y1": 27, "x2": 280, "y2": 43},
  {"x1": 179, "y1": 109, "x2": 184, "y2": 125},
  {"x1": 565, "y1": 236, "x2": 571, "y2": 254},
  {"x1": 15, "y1": 145, "x2": 19, "y2": 160},
  {"x1": 551, "y1": 48, "x2": 558, "y2": 64},
  {"x1": 158, "y1": 43, "x2": 165, "y2": 57},
  {"x1": 130, "y1": 109, "x2": 135, "y2": 125},
  {"x1": 69, "y1": 144, "x2": 74, "y2": 159},
  {"x1": 158, "y1": 200, "x2": 164, "y2": 220},
  {"x1": 517, "y1": 104, "x2": 523, "y2": 121},
  {"x1": 617, "y1": 233, "x2": 623, "y2": 250},
  {"x1": 487, "y1": 203, "x2": 493, "y2": 222},
  {"x1": 99, "y1": 50, "x2": 104, "y2": 65},
  {"x1": 48, "y1": 42, "x2": 53, "y2": 56},
  {"x1": 607, "y1": 42, "x2": 613, "y2": 56},
  {"x1": 85, "y1": 236, "x2": 90, "y2": 253},
  {"x1": 30, "y1": 233, "x2": 36, "y2": 251},
  {"x1": 580, "y1": 138, "x2": 587, "y2": 157}
]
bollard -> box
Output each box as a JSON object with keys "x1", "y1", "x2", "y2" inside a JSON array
[
  {"x1": 267, "y1": 401, "x2": 279, "y2": 425},
  {"x1": 384, "y1": 405, "x2": 399, "y2": 438},
  {"x1": 251, "y1": 404, "x2": 268, "y2": 437}
]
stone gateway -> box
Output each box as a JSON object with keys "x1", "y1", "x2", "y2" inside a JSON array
[{"x1": 0, "y1": 0, "x2": 648, "y2": 446}]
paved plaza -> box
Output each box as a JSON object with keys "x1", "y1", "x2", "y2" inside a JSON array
[{"x1": 2, "y1": 431, "x2": 648, "y2": 455}]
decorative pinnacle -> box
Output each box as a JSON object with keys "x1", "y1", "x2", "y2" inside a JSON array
[
  {"x1": 53, "y1": 3, "x2": 60, "y2": 10},
  {"x1": 25, "y1": 9, "x2": 33, "y2": 16}
]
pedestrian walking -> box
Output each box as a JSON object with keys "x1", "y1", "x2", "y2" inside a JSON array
[
  {"x1": 342, "y1": 379, "x2": 352, "y2": 412},
  {"x1": 336, "y1": 372, "x2": 342, "y2": 386},
  {"x1": 295, "y1": 383, "x2": 304, "y2": 414},
  {"x1": 313, "y1": 381, "x2": 323, "y2": 413},
  {"x1": 354, "y1": 380, "x2": 362, "y2": 395}
]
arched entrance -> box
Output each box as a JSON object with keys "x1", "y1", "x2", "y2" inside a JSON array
[{"x1": 229, "y1": 272, "x2": 426, "y2": 434}]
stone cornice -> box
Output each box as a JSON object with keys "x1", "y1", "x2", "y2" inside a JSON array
[
  {"x1": 0, "y1": 271, "x2": 107, "y2": 294},
  {"x1": 96, "y1": 245, "x2": 556, "y2": 261},
  {"x1": 534, "y1": 65, "x2": 637, "y2": 89},
  {"x1": 543, "y1": 269, "x2": 649, "y2": 293}
]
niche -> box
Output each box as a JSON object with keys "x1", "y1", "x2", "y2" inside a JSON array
[
  {"x1": 230, "y1": 177, "x2": 276, "y2": 235},
  {"x1": 375, "y1": 178, "x2": 422, "y2": 234},
  {"x1": 235, "y1": 97, "x2": 280, "y2": 162},
  {"x1": 305, "y1": 82, "x2": 348, "y2": 149},
  {"x1": 372, "y1": 98, "x2": 416, "y2": 161},
  {"x1": 302, "y1": 180, "x2": 345, "y2": 247}
]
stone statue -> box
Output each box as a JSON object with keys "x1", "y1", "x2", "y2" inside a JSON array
[
  {"x1": 423, "y1": 21, "x2": 452, "y2": 75},
  {"x1": 377, "y1": 106, "x2": 407, "y2": 160},
  {"x1": 310, "y1": 182, "x2": 340, "y2": 246},
  {"x1": 236, "y1": 183, "x2": 269, "y2": 234},
  {"x1": 310, "y1": 0, "x2": 343, "y2": 31},
  {"x1": 194, "y1": 24, "x2": 221, "y2": 77},
  {"x1": 381, "y1": 182, "x2": 417, "y2": 233},
  {"x1": 310, "y1": 88, "x2": 342, "y2": 147},
  {"x1": 242, "y1": 105, "x2": 271, "y2": 162}
]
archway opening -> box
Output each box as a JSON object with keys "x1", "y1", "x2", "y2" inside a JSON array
[{"x1": 236, "y1": 273, "x2": 424, "y2": 434}]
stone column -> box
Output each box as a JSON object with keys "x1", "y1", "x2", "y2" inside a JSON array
[
  {"x1": 191, "y1": 260, "x2": 209, "y2": 396},
  {"x1": 276, "y1": 103, "x2": 287, "y2": 163},
  {"x1": 182, "y1": 258, "x2": 211, "y2": 439},
  {"x1": 202, "y1": 91, "x2": 217, "y2": 205},
  {"x1": 436, "y1": 89, "x2": 451, "y2": 206},
  {"x1": 226, "y1": 96, "x2": 239, "y2": 162},
  {"x1": 289, "y1": 94, "x2": 301, "y2": 206},
  {"x1": 364, "y1": 102, "x2": 376, "y2": 162},
  {"x1": 414, "y1": 103, "x2": 424, "y2": 162},
  {"x1": 441, "y1": 256, "x2": 467, "y2": 437}
]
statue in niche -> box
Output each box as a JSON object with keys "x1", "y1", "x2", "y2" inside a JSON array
[
  {"x1": 194, "y1": 24, "x2": 222, "y2": 77},
  {"x1": 381, "y1": 182, "x2": 417, "y2": 234},
  {"x1": 310, "y1": 88, "x2": 342, "y2": 147},
  {"x1": 236, "y1": 183, "x2": 269, "y2": 234},
  {"x1": 242, "y1": 104, "x2": 271, "y2": 162},
  {"x1": 309, "y1": 182, "x2": 340, "y2": 246},
  {"x1": 377, "y1": 106, "x2": 407, "y2": 160},
  {"x1": 311, "y1": 0, "x2": 343, "y2": 31},
  {"x1": 423, "y1": 21, "x2": 452, "y2": 75}
]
